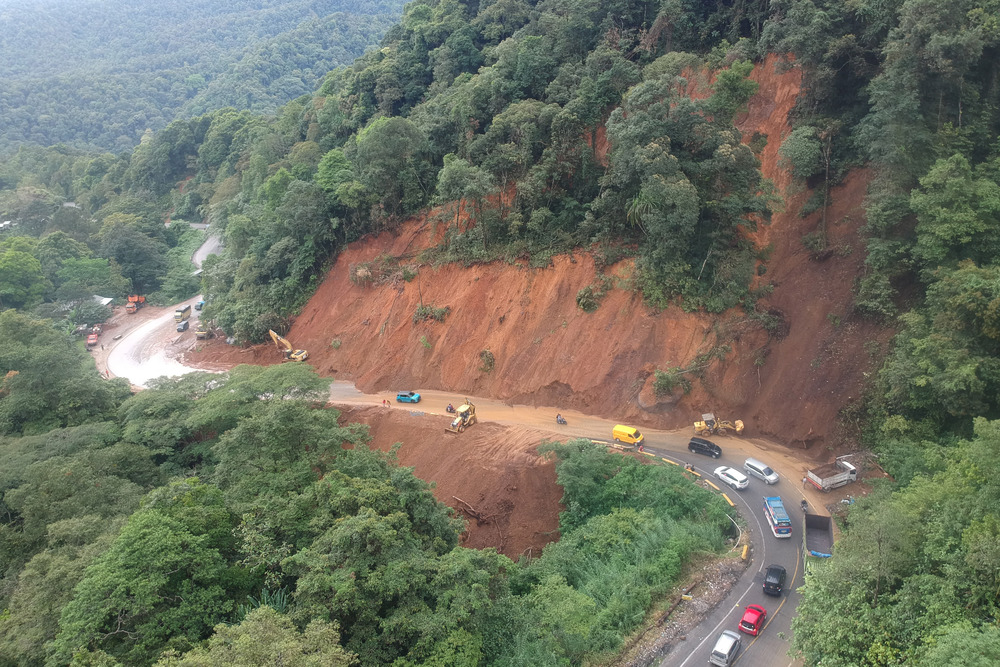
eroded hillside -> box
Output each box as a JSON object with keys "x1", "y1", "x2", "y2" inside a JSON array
[{"x1": 192, "y1": 56, "x2": 891, "y2": 450}]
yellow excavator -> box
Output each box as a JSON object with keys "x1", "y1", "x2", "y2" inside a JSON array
[
  {"x1": 268, "y1": 329, "x2": 309, "y2": 362},
  {"x1": 693, "y1": 413, "x2": 744, "y2": 436},
  {"x1": 445, "y1": 400, "x2": 477, "y2": 433}
]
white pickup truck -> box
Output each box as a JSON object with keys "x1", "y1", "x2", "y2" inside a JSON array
[{"x1": 806, "y1": 459, "x2": 857, "y2": 491}]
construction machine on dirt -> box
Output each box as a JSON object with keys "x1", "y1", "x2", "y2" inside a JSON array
[
  {"x1": 125, "y1": 295, "x2": 145, "y2": 314},
  {"x1": 693, "y1": 413, "x2": 744, "y2": 436},
  {"x1": 445, "y1": 400, "x2": 477, "y2": 433},
  {"x1": 268, "y1": 329, "x2": 309, "y2": 362}
]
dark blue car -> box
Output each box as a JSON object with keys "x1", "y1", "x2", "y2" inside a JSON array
[{"x1": 396, "y1": 391, "x2": 421, "y2": 403}]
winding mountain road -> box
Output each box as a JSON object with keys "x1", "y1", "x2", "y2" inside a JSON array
[
  {"x1": 105, "y1": 234, "x2": 810, "y2": 665},
  {"x1": 103, "y1": 230, "x2": 220, "y2": 387}
]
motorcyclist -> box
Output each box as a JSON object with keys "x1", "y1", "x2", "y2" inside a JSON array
[
  {"x1": 556, "y1": 413, "x2": 565, "y2": 424},
  {"x1": 447, "y1": 403, "x2": 454, "y2": 413}
]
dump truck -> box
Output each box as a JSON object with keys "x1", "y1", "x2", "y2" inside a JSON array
[
  {"x1": 806, "y1": 459, "x2": 858, "y2": 491},
  {"x1": 268, "y1": 329, "x2": 308, "y2": 361},
  {"x1": 445, "y1": 400, "x2": 477, "y2": 433},
  {"x1": 694, "y1": 413, "x2": 745, "y2": 436},
  {"x1": 125, "y1": 295, "x2": 145, "y2": 314},
  {"x1": 86, "y1": 333, "x2": 99, "y2": 348},
  {"x1": 804, "y1": 513, "x2": 835, "y2": 570},
  {"x1": 174, "y1": 304, "x2": 192, "y2": 322}
]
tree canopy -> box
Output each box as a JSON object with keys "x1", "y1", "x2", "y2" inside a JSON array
[{"x1": 0, "y1": 0, "x2": 407, "y2": 153}]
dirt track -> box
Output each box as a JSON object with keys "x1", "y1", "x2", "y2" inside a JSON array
[{"x1": 323, "y1": 390, "x2": 866, "y2": 559}]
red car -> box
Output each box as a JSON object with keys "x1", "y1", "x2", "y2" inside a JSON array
[{"x1": 739, "y1": 604, "x2": 767, "y2": 636}]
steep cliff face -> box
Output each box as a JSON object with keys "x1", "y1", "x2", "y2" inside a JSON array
[{"x1": 197, "y1": 55, "x2": 890, "y2": 451}]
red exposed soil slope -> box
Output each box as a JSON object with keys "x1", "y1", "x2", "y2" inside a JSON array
[
  {"x1": 189, "y1": 55, "x2": 890, "y2": 453},
  {"x1": 339, "y1": 405, "x2": 563, "y2": 558}
]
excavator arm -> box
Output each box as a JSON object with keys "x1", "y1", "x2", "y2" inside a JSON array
[
  {"x1": 269, "y1": 329, "x2": 292, "y2": 351},
  {"x1": 268, "y1": 329, "x2": 308, "y2": 362}
]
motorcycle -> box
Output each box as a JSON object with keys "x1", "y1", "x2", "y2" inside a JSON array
[
  {"x1": 446, "y1": 404, "x2": 456, "y2": 414},
  {"x1": 801, "y1": 499, "x2": 809, "y2": 512},
  {"x1": 556, "y1": 415, "x2": 567, "y2": 425}
]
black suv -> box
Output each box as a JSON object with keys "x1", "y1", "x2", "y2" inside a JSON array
[
  {"x1": 688, "y1": 437, "x2": 722, "y2": 458},
  {"x1": 763, "y1": 564, "x2": 787, "y2": 596}
]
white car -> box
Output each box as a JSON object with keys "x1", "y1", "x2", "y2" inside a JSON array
[{"x1": 714, "y1": 466, "x2": 749, "y2": 490}]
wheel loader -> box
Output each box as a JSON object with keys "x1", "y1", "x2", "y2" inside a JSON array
[
  {"x1": 693, "y1": 412, "x2": 744, "y2": 436},
  {"x1": 445, "y1": 400, "x2": 477, "y2": 433},
  {"x1": 268, "y1": 329, "x2": 309, "y2": 362}
]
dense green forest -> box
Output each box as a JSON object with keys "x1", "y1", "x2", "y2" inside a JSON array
[
  {"x1": 2, "y1": 0, "x2": 1000, "y2": 663},
  {"x1": 0, "y1": 0, "x2": 405, "y2": 152},
  {"x1": 0, "y1": 323, "x2": 731, "y2": 664}
]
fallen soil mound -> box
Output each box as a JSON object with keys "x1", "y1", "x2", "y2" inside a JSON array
[{"x1": 337, "y1": 404, "x2": 563, "y2": 559}]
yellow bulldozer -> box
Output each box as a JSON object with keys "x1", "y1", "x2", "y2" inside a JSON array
[
  {"x1": 445, "y1": 400, "x2": 477, "y2": 433},
  {"x1": 693, "y1": 413, "x2": 744, "y2": 437},
  {"x1": 268, "y1": 329, "x2": 309, "y2": 362}
]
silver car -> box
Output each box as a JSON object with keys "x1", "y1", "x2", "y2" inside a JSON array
[
  {"x1": 709, "y1": 630, "x2": 742, "y2": 666},
  {"x1": 744, "y1": 457, "x2": 780, "y2": 485}
]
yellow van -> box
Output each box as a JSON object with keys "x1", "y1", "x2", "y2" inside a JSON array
[{"x1": 612, "y1": 424, "x2": 644, "y2": 446}]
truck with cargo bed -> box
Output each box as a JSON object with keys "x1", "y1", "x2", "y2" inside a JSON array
[
  {"x1": 804, "y1": 512, "x2": 834, "y2": 569},
  {"x1": 806, "y1": 459, "x2": 857, "y2": 491},
  {"x1": 125, "y1": 295, "x2": 145, "y2": 313}
]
